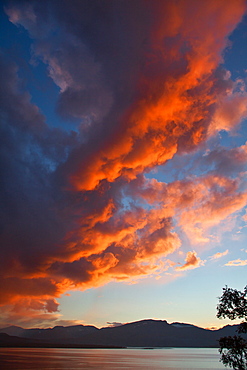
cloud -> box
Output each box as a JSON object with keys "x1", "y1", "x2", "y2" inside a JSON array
[
  {"x1": 0, "y1": 277, "x2": 61, "y2": 306},
  {"x1": 132, "y1": 173, "x2": 247, "y2": 245},
  {"x1": 1, "y1": 0, "x2": 247, "y2": 325},
  {"x1": 175, "y1": 251, "x2": 205, "y2": 271},
  {"x1": 209, "y1": 89, "x2": 247, "y2": 134},
  {"x1": 243, "y1": 209, "x2": 247, "y2": 221},
  {"x1": 106, "y1": 322, "x2": 124, "y2": 328},
  {"x1": 210, "y1": 250, "x2": 229, "y2": 260},
  {"x1": 202, "y1": 142, "x2": 247, "y2": 176},
  {"x1": 225, "y1": 259, "x2": 247, "y2": 266},
  {"x1": 0, "y1": 297, "x2": 61, "y2": 329},
  {"x1": 7, "y1": 0, "x2": 246, "y2": 192}
]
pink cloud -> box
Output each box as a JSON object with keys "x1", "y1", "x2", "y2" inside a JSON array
[
  {"x1": 135, "y1": 173, "x2": 247, "y2": 245},
  {"x1": 243, "y1": 208, "x2": 247, "y2": 221},
  {"x1": 209, "y1": 91, "x2": 247, "y2": 134}
]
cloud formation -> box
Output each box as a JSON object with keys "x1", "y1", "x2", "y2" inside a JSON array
[
  {"x1": 210, "y1": 250, "x2": 229, "y2": 260},
  {"x1": 176, "y1": 251, "x2": 205, "y2": 271},
  {"x1": 225, "y1": 259, "x2": 247, "y2": 266},
  {"x1": 107, "y1": 322, "x2": 124, "y2": 328},
  {"x1": 1, "y1": 0, "x2": 247, "y2": 327}
]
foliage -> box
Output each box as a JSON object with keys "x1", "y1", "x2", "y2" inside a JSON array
[
  {"x1": 217, "y1": 286, "x2": 247, "y2": 322},
  {"x1": 217, "y1": 285, "x2": 247, "y2": 370},
  {"x1": 219, "y1": 336, "x2": 247, "y2": 370}
]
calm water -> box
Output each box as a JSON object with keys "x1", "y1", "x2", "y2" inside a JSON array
[{"x1": 0, "y1": 347, "x2": 227, "y2": 369}]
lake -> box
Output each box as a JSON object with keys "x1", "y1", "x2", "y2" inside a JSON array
[{"x1": 0, "y1": 347, "x2": 227, "y2": 369}]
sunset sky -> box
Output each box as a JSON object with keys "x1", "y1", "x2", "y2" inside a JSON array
[{"x1": 0, "y1": 0, "x2": 247, "y2": 331}]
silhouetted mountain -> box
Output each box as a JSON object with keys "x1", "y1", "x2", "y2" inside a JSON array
[
  {"x1": 0, "y1": 325, "x2": 26, "y2": 337},
  {"x1": 0, "y1": 324, "x2": 98, "y2": 344},
  {"x1": 0, "y1": 333, "x2": 48, "y2": 347},
  {"x1": 0, "y1": 333, "x2": 122, "y2": 348},
  {"x1": 0, "y1": 319, "x2": 246, "y2": 348}
]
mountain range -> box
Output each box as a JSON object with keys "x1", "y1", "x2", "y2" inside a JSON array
[{"x1": 0, "y1": 319, "x2": 246, "y2": 348}]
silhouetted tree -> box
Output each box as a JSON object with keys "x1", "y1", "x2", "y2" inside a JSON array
[{"x1": 217, "y1": 285, "x2": 247, "y2": 369}]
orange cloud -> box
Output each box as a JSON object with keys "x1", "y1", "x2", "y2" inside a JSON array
[
  {"x1": 48, "y1": 209, "x2": 181, "y2": 290},
  {"x1": 0, "y1": 298, "x2": 72, "y2": 329},
  {"x1": 176, "y1": 251, "x2": 205, "y2": 271},
  {"x1": 20, "y1": 170, "x2": 245, "y2": 303},
  {"x1": 210, "y1": 250, "x2": 229, "y2": 260},
  {"x1": 0, "y1": 277, "x2": 61, "y2": 306},
  {"x1": 69, "y1": 0, "x2": 247, "y2": 191},
  {"x1": 225, "y1": 259, "x2": 247, "y2": 266}
]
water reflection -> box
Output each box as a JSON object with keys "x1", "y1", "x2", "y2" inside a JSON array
[{"x1": 0, "y1": 348, "x2": 226, "y2": 369}]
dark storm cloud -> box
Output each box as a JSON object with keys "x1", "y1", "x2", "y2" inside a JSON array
[{"x1": 0, "y1": 51, "x2": 78, "y2": 281}]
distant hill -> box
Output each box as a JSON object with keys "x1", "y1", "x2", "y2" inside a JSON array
[
  {"x1": 0, "y1": 333, "x2": 122, "y2": 348},
  {"x1": 0, "y1": 319, "x2": 246, "y2": 348},
  {"x1": 0, "y1": 333, "x2": 49, "y2": 347},
  {"x1": 0, "y1": 326, "x2": 26, "y2": 337}
]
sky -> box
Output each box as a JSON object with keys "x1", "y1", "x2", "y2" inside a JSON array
[{"x1": 0, "y1": 0, "x2": 247, "y2": 330}]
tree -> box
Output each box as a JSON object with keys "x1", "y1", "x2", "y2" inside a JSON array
[{"x1": 217, "y1": 285, "x2": 247, "y2": 370}]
